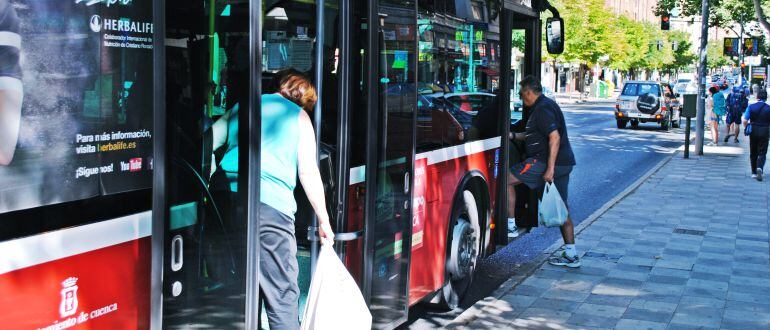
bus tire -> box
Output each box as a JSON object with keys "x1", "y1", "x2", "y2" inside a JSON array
[{"x1": 437, "y1": 190, "x2": 480, "y2": 310}]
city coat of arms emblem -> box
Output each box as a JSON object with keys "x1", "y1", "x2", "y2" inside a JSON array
[{"x1": 59, "y1": 277, "x2": 79, "y2": 318}]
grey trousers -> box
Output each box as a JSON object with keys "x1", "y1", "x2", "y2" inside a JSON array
[{"x1": 260, "y1": 203, "x2": 300, "y2": 330}]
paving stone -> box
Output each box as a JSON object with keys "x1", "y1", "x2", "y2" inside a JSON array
[
  {"x1": 529, "y1": 297, "x2": 580, "y2": 313},
  {"x1": 729, "y1": 283, "x2": 770, "y2": 296},
  {"x1": 541, "y1": 288, "x2": 591, "y2": 302},
  {"x1": 628, "y1": 299, "x2": 678, "y2": 312},
  {"x1": 732, "y1": 261, "x2": 770, "y2": 272},
  {"x1": 591, "y1": 283, "x2": 642, "y2": 298},
  {"x1": 643, "y1": 282, "x2": 685, "y2": 295},
  {"x1": 510, "y1": 284, "x2": 547, "y2": 297},
  {"x1": 726, "y1": 291, "x2": 770, "y2": 305},
  {"x1": 607, "y1": 269, "x2": 649, "y2": 282},
  {"x1": 648, "y1": 275, "x2": 688, "y2": 285},
  {"x1": 691, "y1": 264, "x2": 731, "y2": 275},
  {"x1": 500, "y1": 294, "x2": 537, "y2": 310},
  {"x1": 686, "y1": 278, "x2": 729, "y2": 292},
  {"x1": 622, "y1": 308, "x2": 674, "y2": 323},
  {"x1": 521, "y1": 276, "x2": 558, "y2": 289},
  {"x1": 679, "y1": 296, "x2": 725, "y2": 309},
  {"x1": 575, "y1": 303, "x2": 626, "y2": 319},
  {"x1": 649, "y1": 267, "x2": 691, "y2": 278},
  {"x1": 514, "y1": 307, "x2": 573, "y2": 324},
  {"x1": 565, "y1": 313, "x2": 619, "y2": 328},
  {"x1": 530, "y1": 269, "x2": 567, "y2": 280},
  {"x1": 654, "y1": 259, "x2": 694, "y2": 271},
  {"x1": 670, "y1": 305, "x2": 723, "y2": 328},
  {"x1": 688, "y1": 271, "x2": 730, "y2": 283},
  {"x1": 722, "y1": 307, "x2": 770, "y2": 328},
  {"x1": 729, "y1": 275, "x2": 770, "y2": 288},
  {"x1": 584, "y1": 294, "x2": 633, "y2": 307},
  {"x1": 619, "y1": 256, "x2": 656, "y2": 267},
  {"x1": 615, "y1": 318, "x2": 667, "y2": 330}
]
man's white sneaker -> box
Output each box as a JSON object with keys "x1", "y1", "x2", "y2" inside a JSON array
[
  {"x1": 757, "y1": 168, "x2": 764, "y2": 182},
  {"x1": 548, "y1": 252, "x2": 581, "y2": 268},
  {"x1": 507, "y1": 218, "x2": 519, "y2": 238}
]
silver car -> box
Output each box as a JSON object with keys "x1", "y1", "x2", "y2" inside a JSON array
[{"x1": 615, "y1": 81, "x2": 678, "y2": 130}]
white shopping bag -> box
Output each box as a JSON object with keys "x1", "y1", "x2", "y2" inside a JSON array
[
  {"x1": 538, "y1": 182, "x2": 568, "y2": 228},
  {"x1": 300, "y1": 244, "x2": 372, "y2": 330}
]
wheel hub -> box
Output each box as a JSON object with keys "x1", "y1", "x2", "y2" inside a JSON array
[{"x1": 448, "y1": 217, "x2": 478, "y2": 280}]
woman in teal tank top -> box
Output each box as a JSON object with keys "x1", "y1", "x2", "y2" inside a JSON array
[{"x1": 210, "y1": 70, "x2": 334, "y2": 329}]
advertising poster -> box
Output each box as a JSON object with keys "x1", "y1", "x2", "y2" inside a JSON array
[{"x1": 0, "y1": 0, "x2": 153, "y2": 214}]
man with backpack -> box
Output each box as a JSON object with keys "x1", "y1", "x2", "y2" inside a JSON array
[{"x1": 725, "y1": 86, "x2": 749, "y2": 143}]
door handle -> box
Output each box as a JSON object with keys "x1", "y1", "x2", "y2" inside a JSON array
[
  {"x1": 404, "y1": 171, "x2": 410, "y2": 194},
  {"x1": 308, "y1": 227, "x2": 363, "y2": 242},
  {"x1": 171, "y1": 235, "x2": 183, "y2": 272}
]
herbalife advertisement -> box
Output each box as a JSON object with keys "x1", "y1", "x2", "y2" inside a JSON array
[{"x1": 0, "y1": 0, "x2": 153, "y2": 214}]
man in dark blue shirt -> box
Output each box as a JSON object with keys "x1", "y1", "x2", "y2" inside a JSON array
[
  {"x1": 0, "y1": 0, "x2": 22, "y2": 165},
  {"x1": 508, "y1": 75, "x2": 579, "y2": 267}
]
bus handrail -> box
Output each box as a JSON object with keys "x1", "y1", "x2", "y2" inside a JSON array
[{"x1": 307, "y1": 227, "x2": 364, "y2": 242}]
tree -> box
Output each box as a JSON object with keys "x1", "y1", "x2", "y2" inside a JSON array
[
  {"x1": 663, "y1": 31, "x2": 699, "y2": 73},
  {"x1": 545, "y1": 0, "x2": 618, "y2": 66},
  {"x1": 707, "y1": 39, "x2": 733, "y2": 68}
]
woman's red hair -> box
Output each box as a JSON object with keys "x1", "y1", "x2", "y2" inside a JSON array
[{"x1": 276, "y1": 71, "x2": 317, "y2": 112}]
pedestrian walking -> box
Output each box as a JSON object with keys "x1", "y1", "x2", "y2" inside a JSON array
[
  {"x1": 707, "y1": 86, "x2": 726, "y2": 146},
  {"x1": 743, "y1": 88, "x2": 770, "y2": 181},
  {"x1": 725, "y1": 86, "x2": 748, "y2": 143},
  {"x1": 507, "y1": 75, "x2": 579, "y2": 268}
]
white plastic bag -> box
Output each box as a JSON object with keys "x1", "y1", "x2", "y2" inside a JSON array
[
  {"x1": 300, "y1": 244, "x2": 372, "y2": 330},
  {"x1": 538, "y1": 182, "x2": 568, "y2": 228}
]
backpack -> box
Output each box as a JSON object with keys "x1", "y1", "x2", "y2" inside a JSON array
[{"x1": 712, "y1": 93, "x2": 727, "y2": 116}]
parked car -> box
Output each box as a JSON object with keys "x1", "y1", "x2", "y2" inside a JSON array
[
  {"x1": 511, "y1": 86, "x2": 556, "y2": 112},
  {"x1": 615, "y1": 81, "x2": 679, "y2": 130}
]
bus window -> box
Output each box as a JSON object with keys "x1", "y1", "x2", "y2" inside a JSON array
[
  {"x1": 509, "y1": 29, "x2": 526, "y2": 125},
  {"x1": 417, "y1": 4, "x2": 502, "y2": 151}
]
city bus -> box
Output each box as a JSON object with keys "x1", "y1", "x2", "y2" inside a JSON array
[{"x1": 0, "y1": 0, "x2": 563, "y2": 329}]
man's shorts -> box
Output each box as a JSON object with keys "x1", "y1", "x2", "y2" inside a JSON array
[
  {"x1": 726, "y1": 111, "x2": 743, "y2": 125},
  {"x1": 511, "y1": 158, "x2": 573, "y2": 204}
]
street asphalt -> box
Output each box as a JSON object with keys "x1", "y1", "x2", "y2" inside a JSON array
[{"x1": 403, "y1": 99, "x2": 690, "y2": 328}]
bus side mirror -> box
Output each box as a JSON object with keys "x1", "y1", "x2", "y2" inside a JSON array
[{"x1": 546, "y1": 17, "x2": 564, "y2": 55}]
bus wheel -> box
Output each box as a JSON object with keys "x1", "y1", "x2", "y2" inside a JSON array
[{"x1": 439, "y1": 191, "x2": 480, "y2": 310}]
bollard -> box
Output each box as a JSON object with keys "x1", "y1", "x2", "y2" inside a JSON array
[
  {"x1": 684, "y1": 117, "x2": 691, "y2": 158},
  {"x1": 681, "y1": 94, "x2": 698, "y2": 159}
]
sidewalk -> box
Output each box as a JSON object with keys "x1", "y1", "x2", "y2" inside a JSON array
[{"x1": 449, "y1": 142, "x2": 770, "y2": 329}]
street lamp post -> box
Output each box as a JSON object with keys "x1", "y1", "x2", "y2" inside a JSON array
[{"x1": 695, "y1": 0, "x2": 709, "y2": 155}]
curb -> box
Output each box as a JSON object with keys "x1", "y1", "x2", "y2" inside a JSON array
[{"x1": 446, "y1": 149, "x2": 681, "y2": 328}]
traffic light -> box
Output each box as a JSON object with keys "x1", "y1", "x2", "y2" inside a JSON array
[{"x1": 661, "y1": 15, "x2": 670, "y2": 30}]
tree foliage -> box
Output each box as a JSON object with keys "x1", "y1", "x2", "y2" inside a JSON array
[{"x1": 545, "y1": 0, "x2": 698, "y2": 73}]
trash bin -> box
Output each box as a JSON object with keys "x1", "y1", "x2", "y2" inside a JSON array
[{"x1": 597, "y1": 81, "x2": 608, "y2": 98}]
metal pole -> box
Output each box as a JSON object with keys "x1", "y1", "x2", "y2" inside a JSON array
[
  {"x1": 684, "y1": 117, "x2": 691, "y2": 158},
  {"x1": 310, "y1": 0, "x2": 325, "y2": 277},
  {"x1": 150, "y1": 0, "x2": 166, "y2": 327},
  {"x1": 739, "y1": 19, "x2": 744, "y2": 86},
  {"x1": 695, "y1": 0, "x2": 709, "y2": 155}
]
